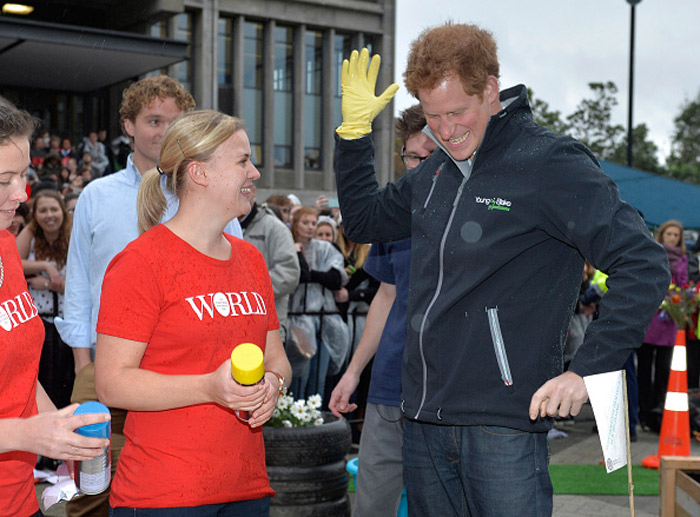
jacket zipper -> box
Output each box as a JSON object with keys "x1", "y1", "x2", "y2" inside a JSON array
[
  {"x1": 414, "y1": 176, "x2": 468, "y2": 419},
  {"x1": 422, "y1": 161, "x2": 445, "y2": 209},
  {"x1": 486, "y1": 306, "x2": 514, "y2": 386}
]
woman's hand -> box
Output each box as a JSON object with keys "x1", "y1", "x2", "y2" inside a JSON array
[
  {"x1": 28, "y1": 273, "x2": 65, "y2": 293},
  {"x1": 207, "y1": 360, "x2": 267, "y2": 412},
  {"x1": 15, "y1": 404, "x2": 110, "y2": 461},
  {"x1": 43, "y1": 262, "x2": 64, "y2": 290},
  {"x1": 27, "y1": 276, "x2": 51, "y2": 290},
  {"x1": 248, "y1": 372, "x2": 283, "y2": 428}
]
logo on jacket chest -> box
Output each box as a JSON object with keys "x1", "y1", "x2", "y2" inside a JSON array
[
  {"x1": 474, "y1": 195, "x2": 512, "y2": 212},
  {"x1": 185, "y1": 291, "x2": 267, "y2": 321}
]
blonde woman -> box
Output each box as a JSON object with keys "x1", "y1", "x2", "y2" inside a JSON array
[
  {"x1": 95, "y1": 110, "x2": 291, "y2": 515},
  {"x1": 638, "y1": 219, "x2": 689, "y2": 431}
]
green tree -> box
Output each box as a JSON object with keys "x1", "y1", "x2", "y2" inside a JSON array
[
  {"x1": 527, "y1": 88, "x2": 570, "y2": 135},
  {"x1": 611, "y1": 123, "x2": 663, "y2": 173},
  {"x1": 566, "y1": 82, "x2": 625, "y2": 160},
  {"x1": 666, "y1": 90, "x2": 700, "y2": 183}
]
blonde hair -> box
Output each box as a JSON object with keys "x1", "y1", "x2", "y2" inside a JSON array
[
  {"x1": 655, "y1": 219, "x2": 686, "y2": 254},
  {"x1": 337, "y1": 223, "x2": 370, "y2": 268},
  {"x1": 137, "y1": 110, "x2": 245, "y2": 234}
]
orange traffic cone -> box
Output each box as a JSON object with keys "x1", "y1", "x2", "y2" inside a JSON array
[{"x1": 642, "y1": 329, "x2": 691, "y2": 469}]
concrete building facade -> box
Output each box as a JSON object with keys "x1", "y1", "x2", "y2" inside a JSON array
[{"x1": 0, "y1": 0, "x2": 397, "y2": 202}]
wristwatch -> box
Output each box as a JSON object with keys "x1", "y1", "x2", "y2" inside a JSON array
[{"x1": 266, "y1": 370, "x2": 287, "y2": 397}]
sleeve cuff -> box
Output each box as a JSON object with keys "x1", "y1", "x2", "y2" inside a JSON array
[{"x1": 54, "y1": 317, "x2": 94, "y2": 348}]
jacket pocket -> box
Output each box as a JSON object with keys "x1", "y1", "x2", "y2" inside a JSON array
[{"x1": 486, "y1": 306, "x2": 514, "y2": 387}]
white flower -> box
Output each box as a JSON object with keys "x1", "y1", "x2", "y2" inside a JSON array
[
  {"x1": 309, "y1": 409, "x2": 322, "y2": 420},
  {"x1": 272, "y1": 408, "x2": 280, "y2": 419},
  {"x1": 300, "y1": 411, "x2": 312, "y2": 423},
  {"x1": 277, "y1": 396, "x2": 291, "y2": 410},
  {"x1": 314, "y1": 417, "x2": 324, "y2": 426},
  {"x1": 308, "y1": 394, "x2": 322, "y2": 409},
  {"x1": 282, "y1": 420, "x2": 293, "y2": 428},
  {"x1": 291, "y1": 402, "x2": 306, "y2": 420}
]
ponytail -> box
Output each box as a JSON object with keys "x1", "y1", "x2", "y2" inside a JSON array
[{"x1": 137, "y1": 168, "x2": 167, "y2": 234}]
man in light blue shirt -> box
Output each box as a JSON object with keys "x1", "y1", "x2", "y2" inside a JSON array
[{"x1": 55, "y1": 75, "x2": 242, "y2": 516}]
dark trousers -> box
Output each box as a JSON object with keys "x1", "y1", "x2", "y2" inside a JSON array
[
  {"x1": 687, "y1": 338, "x2": 700, "y2": 390},
  {"x1": 109, "y1": 498, "x2": 270, "y2": 516},
  {"x1": 38, "y1": 319, "x2": 75, "y2": 409},
  {"x1": 637, "y1": 343, "x2": 673, "y2": 427}
]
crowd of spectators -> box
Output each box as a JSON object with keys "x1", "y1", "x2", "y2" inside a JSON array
[
  {"x1": 14, "y1": 135, "x2": 379, "y2": 463},
  {"x1": 26, "y1": 128, "x2": 131, "y2": 200},
  {"x1": 17, "y1": 127, "x2": 700, "y2": 433},
  {"x1": 12, "y1": 117, "x2": 700, "y2": 508}
]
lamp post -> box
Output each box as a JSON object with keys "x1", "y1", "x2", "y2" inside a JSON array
[{"x1": 627, "y1": 0, "x2": 642, "y2": 167}]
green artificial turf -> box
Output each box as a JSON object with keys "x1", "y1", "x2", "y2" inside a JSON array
[{"x1": 549, "y1": 464, "x2": 659, "y2": 495}]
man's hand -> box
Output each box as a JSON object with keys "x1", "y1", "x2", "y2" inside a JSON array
[
  {"x1": 328, "y1": 372, "x2": 360, "y2": 417},
  {"x1": 336, "y1": 48, "x2": 399, "y2": 140},
  {"x1": 528, "y1": 371, "x2": 588, "y2": 420}
]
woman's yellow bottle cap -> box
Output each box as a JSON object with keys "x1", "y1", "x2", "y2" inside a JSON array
[{"x1": 230, "y1": 343, "x2": 264, "y2": 385}]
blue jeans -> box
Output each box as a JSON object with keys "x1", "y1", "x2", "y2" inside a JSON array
[
  {"x1": 109, "y1": 497, "x2": 269, "y2": 516},
  {"x1": 402, "y1": 421, "x2": 552, "y2": 516}
]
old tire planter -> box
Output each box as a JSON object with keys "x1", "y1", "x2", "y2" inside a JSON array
[
  {"x1": 265, "y1": 495, "x2": 351, "y2": 517},
  {"x1": 264, "y1": 412, "x2": 351, "y2": 516}
]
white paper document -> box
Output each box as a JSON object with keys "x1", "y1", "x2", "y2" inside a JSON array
[{"x1": 583, "y1": 370, "x2": 628, "y2": 473}]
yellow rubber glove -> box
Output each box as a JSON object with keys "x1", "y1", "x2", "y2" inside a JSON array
[{"x1": 336, "y1": 48, "x2": 400, "y2": 140}]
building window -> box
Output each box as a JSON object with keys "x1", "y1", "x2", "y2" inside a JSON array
[
  {"x1": 333, "y1": 33, "x2": 352, "y2": 129},
  {"x1": 147, "y1": 21, "x2": 169, "y2": 77},
  {"x1": 172, "y1": 13, "x2": 193, "y2": 94},
  {"x1": 217, "y1": 18, "x2": 233, "y2": 115},
  {"x1": 150, "y1": 20, "x2": 167, "y2": 39},
  {"x1": 243, "y1": 21, "x2": 263, "y2": 166},
  {"x1": 364, "y1": 33, "x2": 379, "y2": 56},
  {"x1": 273, "y1": 25, "x2": 293, "y2": 168},
  {"x1": 304, "y1": 30, "x2": 322, "y2": 170}
]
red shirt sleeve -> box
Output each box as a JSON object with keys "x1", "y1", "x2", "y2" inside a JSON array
[{"x1": 97, "y1": 247, "x2": 162, "y2": 343}]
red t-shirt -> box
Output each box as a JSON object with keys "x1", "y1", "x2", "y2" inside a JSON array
[
  {"x1": 0, "y1": 230, "x2": 44, "y2": 517},
  {"x1": 98, "y1": 225, "x2": 279, "y2": 509}
]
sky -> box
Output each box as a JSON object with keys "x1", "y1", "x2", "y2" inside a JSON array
[{"x1": 393, "y1": 0, "x2": 700, "y2": 162}]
